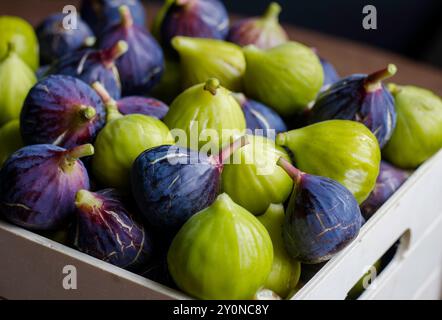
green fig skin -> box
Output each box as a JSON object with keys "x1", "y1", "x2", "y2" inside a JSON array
[
  {"x1": 383, "y1": 84, "x2": 442, "y2": 169},
  {"x1": 164, "y1": 78, "x2": 246, "y2": 152},
  {"x1": 172, "y1": 37, "x2": 246, "y2": 92},
  {"x1": 168, "y1": 193, "x2": 273, "y2": 300},
  {"x1": 0, "y1": 120, "x2": 24, "y2": 167},
  {"x1": 222, "y1": 135, "x2": 293, "y2": 215},
  {"x1": 277, "y1": 120, "x2": 381, "y2": 204},
  {"x1": 243, "y1": 42, "x2": 324, "y2": 116},
  {"x1": 257, "y1": 204, "x2": 301, "y2": 299}
]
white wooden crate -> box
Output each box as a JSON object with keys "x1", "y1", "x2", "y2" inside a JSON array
[{"x1": 1, "y1": 151, "x2": 442, "y2": 300}]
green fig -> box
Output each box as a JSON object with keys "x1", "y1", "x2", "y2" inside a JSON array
[
  {"x1": 0, "y1": 43, "x2": 37, "y2": 125},
  {"x1": 383, "y1": 84, "x2": 442, "y2": 169},
  {"x1": 168, "y1": 193, "x2": 273, "y2": 300},
  {"x1": 277, "y1": 120, "x2": 381, "y2": 203},
  {"x1": 221, "y1": 135, "x2": 293, "y2": 215},
  {"x1": 243, "y1": 42, "x2": 324, "y2": 116},
  {"x1": 172, "y1": 37, "x2": 246, "y2": 92},
  {"x1": 0, "y1": 120, "x2": 23, "y2": 167},
  {"x1": 164, "y1": 78, "x2": 246, "y2": 152},
  {"x1": 257, "y1": 204, "x2": 301, "y2": 299},
  {"x1": 92, "y1": 83, "x2": 174, "y2": 189}
]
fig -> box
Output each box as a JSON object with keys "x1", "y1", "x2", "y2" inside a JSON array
[
  {"x1": 20, "y1": 75, "x2": 106, "y2": 149},
  {"x1": 172, "y1": 37, "x2": 246, "y2": 92},
  {"x1": 36, "y1": 65, "x2": 51, "y2": 80},
  {"x1": 227, "y1": 2, "x2": 288, "y2": 49},
  {"x1": 0, "y1": 144, "x2": 93, "y2": 231},
  {"x1": 308, "y1": 64, "x2": 398, "y2": 148},
  {"x1": 46, "y1": 40, "x2": 128, "y2": 99},
  {"x1": 116, "y1": 96, "x2": 169, "y2": 120},
  {"x1": 36, "y1": 13, "x2": 95, "y2": 64},
  {"x1": 150, "y1": 59, "x2": 182, "y2": 104},
  {"x1": 80, "y1": 0, "x2": 146, "y2": 36},
  {"x1": 277, "y1": 120, "x2": 381, "y2": 203},
  {"x1": 361, "y1": 161, "x2": 409, "y2": 219},
  {"x1": 164, "y1": 78, "x2": 246, "y2": 152},
  {"x1": 0, "y1": 43, "x2": 37, "y2": 126},
  {"x1": 383, "y1": 84, "x2": 442, "y2": 169},
  {"x1": 91, "y1": 82, "x2": 174, "y2": 189},
  {"x1": 243, "y1": 42, "x2": 324, "y2": 116},
  {"x1": 131, "y1": 136, "x2": 248, "y2": 233},
  {"x1": 0, "y1": 120, "x2": 23, "y2": 167},
  {"x1": 98, "y1": 5, "x2": 164, "y2": 95},
  {"x1": 233, "y1": 93, "x2": 287, "y2": 138},
  {"x1": 221, "y1": 135, "x2": 293, "y2": 215},
  {"x1": 0, "y1": 16, "x2": 39, "y2": 71},
  {"x1": 167, "y1": 193, "x2": 273, "y2": 300},
  {"x1": 71, "y1": 189, "x2": 153, "y2": 271},
  {"x1": 278, "y1": 157, "x2": 363, "y2": 264},
  {"x1": 257, "y1": 204, "x2": 301, "y2": 299},
  {"x1": 319, "y1": 56, "x2": 340, "y2": 91}
]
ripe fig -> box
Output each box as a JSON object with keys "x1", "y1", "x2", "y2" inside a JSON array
[
  {"x1": 131, "y1": 136, "x2": 248, "y2": 233},
  {"x1": 361, "y1": 161, "x2": 409, "y2": 220},
  {"x1": 243, "y1": 42, "x2": 324, "y2": 116},
  {"x1": 116, "y1": 96, "x2": 169, "y2": 120},
  {"x1": 221, "y1": 135, "x2": 293, "y2": 215},
  {"x1": 46, "y1": 40, "x2": 128, "y2": 99},
  {"x1": 80, "y1": 0, "x2": 146, "y2": 36},
  {"x1": 167, "y1": 193, "x2": 273, "y2": 300},
  {"x1": 0, "y1": 120, "x2": 23, "y2": 167},
  {"x1": 0, "y1": 144, "x2": 93, "y2": 231},
  {"x1": 91, "y1": 83, "x2": 174, "y2": 189},
  {"x1": 278, "y1": 157, "x2": 363, "y2": 264},
  {"x1": 20, "y1": 75, "x2": 106, "y2": 148},
  {"x1": 257, "y1": 204, "x2": 301, "y2": 299},
  {"x1": 36, "y1": 13, "x2": 95, "y2": 64},
  {"x1": 308, "y1": 64, "x2": 398, "y2": 148},
  {"x1": 98, "y1": 5, "x2": 164, "y2": 95},
  {"x1": 71, "y1": 189, "x2": 153, "y2": 271},
  {"x1": 164, "y1": 78, "x2": 246, "y2": 152},
  {"x1": 227, "y1": 2, "x2": 288, "y2": 49},
  {"x1": 383, "y1": 84, "x2": 442, "y2": 169},
  {"x1": 233, "y1": 93, "x2": 287, "y2": 138},
  {"x1": 319, "y1": 56, "x2": 340, "y2": 91},
  {"x1": 172, "y1": 37, "x2": 246, "y2": 91},
  {"x1": 277, "y1": 120, "x2": 381, "y2": 203}
]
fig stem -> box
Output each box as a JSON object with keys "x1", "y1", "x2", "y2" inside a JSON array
[
  {"x1": 217, "y1": 135, "x2": 249, "y2": 165},
  {"x1": 119, "y1": 5, "x2": 133, "y2": 29},
  {"x1": 79, "y1": 105, "x2": 97, "y2": 121},
  {"x1": 75, "y1": 190, "x2": 102, "y2": 211},
  {"x1": 263, "y1": 2, "x2": 282, "y2": 21},
  {"x1": 277, "y1": 157, "x2": 302, "y2": 183},
  {"x1": 175, "y1": 0, "x2": 195, "y2": 6},
  {"x1": 365, "y1": 64, "x2": 397, "y2": 89},
  {"x1": 91, "y1": 82, "x2": 123, "y2": 122},
  {"x1": 204, "y1": 78, "x2": 221, "y2": 95},
  {"x1": 92, "y1": 82, "x2": 113, "y2": 105},
  {"x1": 68, "y1": 144, "x2": 95, "y2": 159},
  {"x1": 103, "y1": 40, "x2": 128, "y2": 67}
]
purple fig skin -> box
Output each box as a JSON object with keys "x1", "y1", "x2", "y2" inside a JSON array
[
  {"x1": 361, "y1": 161, "x2": 409, "y2": 219},
  {"x1": 71, "y1": 189, "x2": 153, "y2": 271},
  {"x1": 319, "y1": 57, "x2": 340, "y2": 91},
  {"x1": 117, "y1": 96, "x2": 169, "y2": 119},
  {"x1": 36, "y1": 13, "x2": 95, "y2": 65},
  {"x1": 308, "y1": 65, "x2": 398, "y2": 148},
  {"x1": 99, "y1": 6, "x2": 164, "y2": 96},
  {"x1": 0, "y1": 144, "x2": 92, "y2": 231},
  {"x1": 20, "y1": 75, "x2": 106, "y2": 149}
]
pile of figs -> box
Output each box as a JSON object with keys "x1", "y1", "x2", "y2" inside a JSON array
[{"x1": 1, "y1": 0, "x2": 441, "y2": 300}]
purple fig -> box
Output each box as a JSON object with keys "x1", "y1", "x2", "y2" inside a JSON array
[
  {"x1": 98, "y1": 5, "x2": 164, "y2": 95},
  {"x1": 278, "y1": 157, "x2": 363, "y2": 264},
  {"x1": 0, "y1": 144, "x2": 93, "y2": 231},
  {"x1": 20, "y1": 75, "x2": 106, "y2": 149},
  {"x1": 319, "y1": 56, "x2": 340, "y2": 91},
  {"x1": 308, "y1": 64, "x2": 398, "y2": 148},
  {"x1": 131, "y1": 136, "x2": 249, "y2": 233},
  {"x1": 361, "y1": 161, "x2": 409, "y2": 219},
  {"x1": 80, "y1": 0, "x2": 146, "y2": 36},
  {"x1": 71, "y1": 189, "x2": 153, "y2": 271},
  {"x1": 116, "y1": 96, "x2": 169, "y2": 119},
  {"x1": 227, "y1": 2, "x2": 288, "y2": 49},
  {"x1": 46, "y1": 40, "x2": 128, "y2": 100},
  {"x1": 36, "y1": 13, "x2": 95, "y2": 65}
]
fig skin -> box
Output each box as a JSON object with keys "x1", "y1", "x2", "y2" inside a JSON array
[
  {"x1": 383, "y1": 84, "x2": 442, "y2": 169},
  {"x1": 227, "y1": 2, "x2": 288, "y2": 49},
  {"x1": 36, "y1": 13, "x2": 95, "y2": 65},
  {"x1": 277, "y1": 158, "x2": 363, "y2": 264},
  {"x1": 0, "y1": 120, "x2": 23, "y2": 167},
  {"x1": 167, "y1": 193, "x2": 273, "y2": 300},
  {"x1": 116, "y1": 96, "x2": 169, "y2": 120},
  {"x1": 277, "y1": 120, "x2": 381, "y2": 204},
  {"x1": 150, "y1": 59, "x2": 182, "y2": 104},
  {"x1": 361, "y1": 161, "x2": 409, "y2": 219},
  {"x1": 98, "y1": 6, "x2": 164, "y2": 96},
  {"x1": 71, "y1": 189, "x2": 153, "y2": 271},
  {"x1": 308, "y1": 65, "x2": 397, "y2": 148},
  {"x1": 20, "y1": 75, "x2": 106, "y2": 149},
  {"x1": 319, "y1": 56, "x2": 340, "y2": 91},
  {"x1": 0, "y1": 144, "x2": 93, "y2": 231}
]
